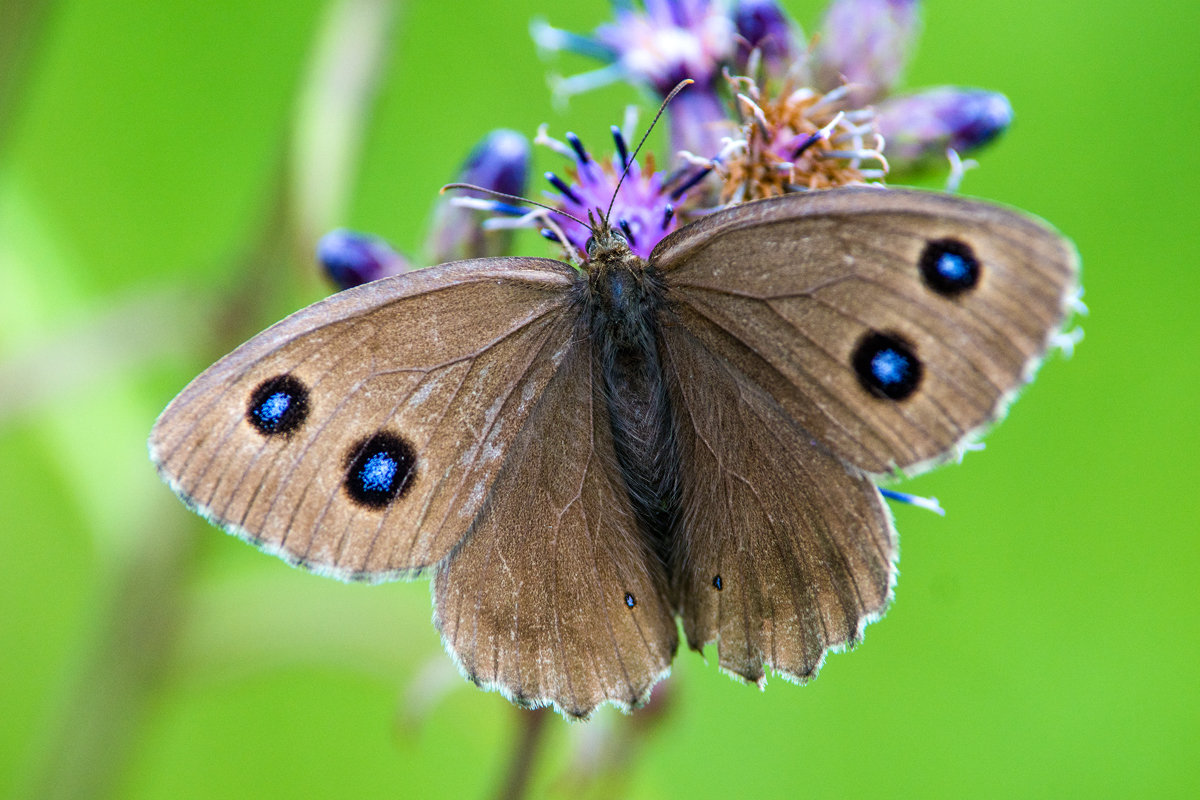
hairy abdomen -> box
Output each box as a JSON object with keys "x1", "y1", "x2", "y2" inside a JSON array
[{"x1": 587, "y1": 266, "x2": 681, "y2": 586}]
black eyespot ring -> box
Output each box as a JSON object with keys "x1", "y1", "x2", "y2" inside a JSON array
[
  {"x1": 920, "y1": 238, "x2": 980, "y2": 296},
  {"x1": 343, "y1": 432, "x2": 417, "y2": 508},
  {"x1": 712, "y1": 574, "x2": 723, "y2": 591},
  {"x1": 853, "y1": 332, "x2": 923, "y2": 401},
  {"x1": 247, "y1": 374, "x2": 310, "y2": 436},
  {"x1": 624, "y1": 592, "x2": 637, "y2": 609}
]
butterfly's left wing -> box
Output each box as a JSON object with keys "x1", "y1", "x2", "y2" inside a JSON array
[{"x1": 433, "y1": 325, "x2": 678, "y2": 719}]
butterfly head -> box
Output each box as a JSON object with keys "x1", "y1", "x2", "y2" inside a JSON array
[
  {"x1": 584, "y1": 213, "x2": 633, "y2": 263},
  {"x1": 582, "y1": 211, "x2": 661, "y2": 344}
]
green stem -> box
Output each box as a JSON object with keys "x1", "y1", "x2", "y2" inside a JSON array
[{"x1": 494, "y1": 707, "x2": 552, "y2": 800}]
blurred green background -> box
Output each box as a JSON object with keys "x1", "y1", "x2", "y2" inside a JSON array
[{"x1": 2, "y1": 0, "x2": 1196, "y2": 797}]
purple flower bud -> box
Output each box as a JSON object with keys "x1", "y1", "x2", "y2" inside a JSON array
[
  {"x1": 813, "y1": 0, "x2": 921, "y2": 105},
  {"x1": 875, "y1": 87, "x2": 1013, "y2": 170},
  {"x1": 426, "y1": 129, "x2": 530, "y2": 263},
  {"x1": 733, "y1": 0, "x2": 800, "y2": 77},
  {"x1": 462, "y1": 128, "x2": 530, "y2": 198},
  {"x1": 318, "y1": 229, "x2": 409, "y2": 290}
]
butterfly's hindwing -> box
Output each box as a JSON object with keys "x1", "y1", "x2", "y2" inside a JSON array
[
  {"x1": 433, "y1": 319, "x2": 678, "y2": 718},
  {"x1": 660, "y1": 317, "x2": 897, "y2": 683}
]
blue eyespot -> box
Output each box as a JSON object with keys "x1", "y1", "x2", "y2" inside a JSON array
[
  {"x1": 344, "y1": 432, "x2": 417, "y2": 508},
  {"x1": 360, "y1": 452, "x2": 398, "y2": 494},
  {"x1": 871, "y1": 348, "x2": 911, "y2": 386},
  {"x1": 247, "y1": 374, "x2": 309, "y2": 436},
  {"x1": 712, "y1": 574, "x2": 723, "y2": 591},
  {"x1": 920, "y1": 238, "x2": 980, "y2": 296},
  {"x1": 853, "y1": 332, "x2": 922, "y2": 400},
  {"x1": 937, "y1": 252, "x2": 970, "y2": 281},
  {"x1": 625, "y1": 592, "x2": 637, "y2": 609}
]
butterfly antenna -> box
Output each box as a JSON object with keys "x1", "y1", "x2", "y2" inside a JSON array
[
  {"x1": 441, "y1": 182, "x2": 592, "y2": 230},
  {"x1": 603, "y1": 79, "x2": 694, "y2": 226}
]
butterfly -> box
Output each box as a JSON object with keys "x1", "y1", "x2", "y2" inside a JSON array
[{"x1": 149, "y1": 184, "x2": 1078, "y2": 718}]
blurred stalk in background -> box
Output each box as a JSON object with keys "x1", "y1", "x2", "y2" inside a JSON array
[{"x1": 8, "y1": 2, "x2": 397, "y2": 797}]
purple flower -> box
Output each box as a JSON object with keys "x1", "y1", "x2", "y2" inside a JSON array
[
  {"x1": 536, "y1": 125, "x2": 694, "y2": 260},
  {"x1": 318, "y1": 229, "x2": 409, "y2": 290},
  {"x1": 531, "y1": 0, "x2": 1014, "y2": 182},
  {"x1": 464, "y1": 123, "x2": 707, "y2": 261},
  {"x1": 813, "y1": 0, "x2": 921, "y2": 106},
  {"x1": 532, "y1": 1, "x2": 736, "y2": 159}
]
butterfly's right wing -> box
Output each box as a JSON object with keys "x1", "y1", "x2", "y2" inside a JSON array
[
  {"x1": 433, "y1": 327, "x2": 678, "y2": 719},
  {"x1": 149, "y1": 258, "x2": 578, "y2": 581}
]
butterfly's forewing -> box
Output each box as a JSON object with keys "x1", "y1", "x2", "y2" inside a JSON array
[
  {"x1": 653, "y1": 187, "x2": 1079, "y2": 476},
  {"x1": 661, "y1": 320, "x2": 896, "y2": 682},
  {"x1": 149, "y1": 258, "x2": 576, "y2": 580},
  {"x1": 433, "y1": 326, "x2": 678, "y2": 718}
]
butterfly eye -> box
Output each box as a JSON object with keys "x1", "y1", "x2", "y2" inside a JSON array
[
  {"x1": 247, "y1": 374, "x2": 309, "y2": 436},
  {"x1": 585, "y1": 235, "x2": 598, "y2": 257},
  {"x1": 920, "y1": 238, "x2": 981, "y2": 296},
  {"x1": 343, "y1": 432, "x2": 417, "y2": 508},
  {"x1": 853, "y1": 332, "x2": 923, "y2": 401}
]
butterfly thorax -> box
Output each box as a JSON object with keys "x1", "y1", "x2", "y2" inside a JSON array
[{"x1": 585, "y1": 235, "x2": 659, "y2": 345}]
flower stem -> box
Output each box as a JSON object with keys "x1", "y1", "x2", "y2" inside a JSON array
[{"x1": 494, "y1": 707, "x2": 552, "y2": 800}]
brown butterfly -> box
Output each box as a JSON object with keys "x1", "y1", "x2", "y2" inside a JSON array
[{"x1": 149, "y1": 185, "x2": 1078, "y2": 718}]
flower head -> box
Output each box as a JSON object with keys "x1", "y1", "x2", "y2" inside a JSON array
[
  {"x1": 535, "y1": 0, "x2": 734, "y2": 97},
  {"x1": 805, "y1": 0, "x2": 1011, "y2": 174},
  {"x1": 812, "y1": 0, "x2": 921, "y2": 106},
  {"x1": 732, "y1": 0, "x2": 801, "y2": 77},
  {"x1": 533, "y1": 0, "x2": 736, "y2": 158},
  {"x1": 874, "y1": 87, "x2": 1013, "y2": 169},
  {"x1": 462, "y1": 120, "x2": 710, "y2": 262},
  {"x1": 534, "y1": 125, "x2": 690, "y2": 260},
  {"x1": 713, "y1": 78, "x2": 887, "y2": 202}
]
